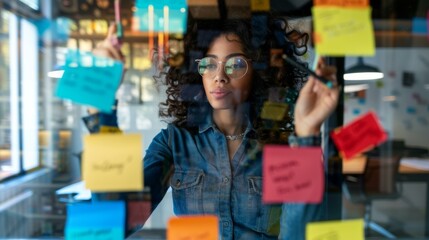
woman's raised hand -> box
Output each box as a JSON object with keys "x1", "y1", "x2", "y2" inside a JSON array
[
  {"x1": 293, "y1": 58, "x2": 340, "y2": 137},
  {"x1": 92, "y1": 23, "x2": 125, "y2": 62}
]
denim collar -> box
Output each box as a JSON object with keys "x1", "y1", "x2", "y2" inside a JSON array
[{"x1": 198, "y1": 113, "x2": 254, "y2": 135}]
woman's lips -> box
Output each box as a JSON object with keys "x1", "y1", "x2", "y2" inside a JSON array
[{"x1": 211, "y1": 89, "x2": 231, "y2": 99}]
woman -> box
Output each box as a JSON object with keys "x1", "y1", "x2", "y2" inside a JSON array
[{"x1": 94, "y1": 18, "x2": 338, "y2": 239}]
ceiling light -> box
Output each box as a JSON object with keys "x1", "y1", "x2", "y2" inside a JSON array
[{"x1": 344, "y1": 57, "x2": 384, "y2": 81}]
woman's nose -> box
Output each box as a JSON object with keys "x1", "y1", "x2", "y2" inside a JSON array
[{"x1": 214, "y1": 65, "x2": 228, "y2": 83}]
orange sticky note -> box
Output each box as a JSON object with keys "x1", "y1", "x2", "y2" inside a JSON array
[
  {"x1": 167, "y1": 215, "x2": 219, "y2": 240},
  {"x1": 313, "y1": 0, "x2": 368, "y2": 7},
  {"x1": 250, "y1": 0, "x2": 270, "y2": 11},
  {"x1": 330, "y1": 111, "x2": 387, "y2": 159},
  {"x1": 263, "y1": 146, "x2": 324, "y2": 204}
]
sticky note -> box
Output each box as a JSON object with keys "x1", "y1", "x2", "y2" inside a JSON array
[
  {"x1": 127, "y1": 200, "x2": 151, "y2": 231},
  {"x1": 82, "y1": 134, "x2": 143, "y2": 192},
  {"x1": 412, "y1": 17, "x2": 428, "y2": 35},
  {"x1": 55, "y1": 50, "x2": 123, "y2": 113},
  {"x1": 313, "y1": 0, "x2": 368, "y2": 7},
  {"x1": 331, "y1": 111, "x2": 387, "y2": 159},
  {"x1": 99, "y1": 126, "x2": 122, "y2": 133},
  {"x1": 263, "y1": 146, "x2": 324, "y2": 204},
  {"x1": 260, "y1": 101, "x2": 289, "y2": 121},
  {"x1": 312, "y1": 7, "x2": 375, "y2": 56},
  {"x1": 306, "y1": 219, "x2": 364, "y2": 240},
  {"x1": 65, "y1": 201, "x2": 125, "y2": 240},
  {"x1": 167, "y1": 215, "x2": 219, "y2": 240},
  {"x1": 250, "y1": 0, "x2": 270, "y2": 11},
  {"x1": 134, "y1": 0, "x2": 188, "y2": 34}
]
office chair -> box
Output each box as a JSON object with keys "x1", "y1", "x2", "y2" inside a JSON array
[{"x1": 342, "y1": 154, "x2": 402, "y2": 239}]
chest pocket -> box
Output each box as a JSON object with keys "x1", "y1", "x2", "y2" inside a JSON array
[
  {"x1": 244, "y1": 176, "x2": 280, "y2": 236},
  {"x1": 170, "y1": 170, "x2": 204, "y2": 214}
]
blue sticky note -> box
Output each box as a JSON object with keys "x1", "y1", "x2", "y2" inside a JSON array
[
  {"x1": 358, "y1": 98, "x2": 366, "y2": 105},
  {"x1": 55, "y1": 50, "x2": 123, "y2": 113},
  {"x1": 34, "y1": 17, "x2": 72, "y2": 42},
  {"x1": 65, "y1": 201, "x2": 125, "y2": 240},
  {"x1": 407, "y1": 106, "x2": 417, "y2": 114},
  {"x1": 134, "y1": 0, "x2": 187, "y2": 34},
  {"x1": 412, "y1": 18, "x2": 428, "y2": 35}
]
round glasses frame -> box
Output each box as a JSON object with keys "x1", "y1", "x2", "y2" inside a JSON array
[{"x1": 195, "y1": 56, "x2": 252, "y2": 80}]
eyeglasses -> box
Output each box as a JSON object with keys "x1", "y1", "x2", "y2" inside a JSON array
[{"x1": 195, "y1": 56, "x2": 250, "y2": 79}]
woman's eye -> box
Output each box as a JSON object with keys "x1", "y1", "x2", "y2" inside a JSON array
[{"x1": 206, "y1": 64, "x2": 217, "y2": 70}]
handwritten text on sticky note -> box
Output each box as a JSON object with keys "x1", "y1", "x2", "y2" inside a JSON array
[
  {"x1": 306, "y1": 219, "x2": 364, "y2": 240},
  {"x1": 65, "y1": 201, "x2": 125, "y2": 240},
  {"x1": 312, "y1": 6, "x2": 375, "y2": 56},
  {"x1": 331, "y1": 111, "x2": 387, "y2": 159},
  {"x1": 167, "y1": 215, "x2": 219, "y2": 240},
  {"x1": 55, "y1": 50, "x2": 123, "y2": 113},
  {"x1": 263, "y1": 146, "x2": 324, "y2": 204},
  {"x1": 83, "y1": 134, "x2": 143, "y2": 192}
]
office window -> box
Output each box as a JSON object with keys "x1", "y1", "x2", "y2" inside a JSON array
[{"x1": 0, "y1": 10, "x2": 19, "y2": 179}]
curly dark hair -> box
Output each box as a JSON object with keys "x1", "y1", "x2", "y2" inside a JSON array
[{"x1": 157, "y1": 16, "x2": 309, "y2": 142}]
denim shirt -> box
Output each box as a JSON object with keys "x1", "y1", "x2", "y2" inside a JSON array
[{"x1": 144, "y1": 117, "x2": 281, "y2": 240}]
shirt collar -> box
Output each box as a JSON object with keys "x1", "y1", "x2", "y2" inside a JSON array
[{"x1": 198, "y1": 113, "x2": 254, "y2": 134}]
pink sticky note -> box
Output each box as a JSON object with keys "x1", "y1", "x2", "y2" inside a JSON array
[
  {"x1": 263, "y1": 146, "x2": 324, "y2": 204},
  {"x1": 330, "y1": 111, "x2": 387, "y2": 159}
]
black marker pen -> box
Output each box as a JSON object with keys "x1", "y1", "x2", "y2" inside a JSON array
[{"x1": 282, "y1": 54, "x2": 333, "y2": 88}]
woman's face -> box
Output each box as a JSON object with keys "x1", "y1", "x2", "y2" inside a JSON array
[{"x1": 201, "y1": 34, "x2": 253, "y2": 110}]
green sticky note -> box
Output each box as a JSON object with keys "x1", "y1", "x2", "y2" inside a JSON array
[{"x1": 261, "y1": 101, "x2": 289, "y2": 121}]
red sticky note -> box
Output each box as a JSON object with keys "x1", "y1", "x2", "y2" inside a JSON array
[
  {"x1": 262, "y1": 146, "x2": 324, "y2": 204},
  {"x1": 127, "y1": 200, "x2": 151, "y2": 231},
  {"x1": 330, "y1": 111, "x2": 387, "y2": 159}
]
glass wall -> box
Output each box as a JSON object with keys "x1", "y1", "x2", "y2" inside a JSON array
[{"x1": 0, "y1": 0, "x2": 429, "y2": 239}]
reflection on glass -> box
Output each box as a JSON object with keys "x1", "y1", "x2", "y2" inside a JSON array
[
  {"x1": 132, "y1": 43, "x2": 151, "y2": 70},
  {"x1": 94, "y1": 19, "x2": 108, "y2": 34},
  {"x1": 79, "y1": 19, "x2": 93, "y2": 35}
]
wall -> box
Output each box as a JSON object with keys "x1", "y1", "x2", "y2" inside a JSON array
[{"x1": 344, "y1": 48, "x2": 429, "y2": 148}]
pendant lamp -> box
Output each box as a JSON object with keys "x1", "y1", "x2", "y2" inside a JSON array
[{"x1": 344, "y1": 57, "x2": 384, "y2": 81}]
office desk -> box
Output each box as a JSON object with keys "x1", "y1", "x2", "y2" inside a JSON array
[
  {"x1": 343, "y1": 156, "x2": 429, "y2": 236},
  {"x1": 343, "y1": 155, "x2": 429, "y2": 175}
]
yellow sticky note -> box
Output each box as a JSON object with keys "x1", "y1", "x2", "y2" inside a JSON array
[
  {"x1": 83, "y1": 133, "x2": 143, "y2": 192},
  {"x1": 250, "y1": 0, "x2": 270, "y2": 11},
  {"x1": 260, "y1": 101, "x2": 289, "y2": 121},
  {"x1": 167, "y1": 215, "x2": 219, "y2": 240},
  {"x1": 306, "y1": 219, "x2": 364, "y2": 240},
  {"x1": 99, "y1": 125, "x2": 122, "y2": 133},
  {"x1": 312, "y1": 6, "x2": 375, "y2": 56}
]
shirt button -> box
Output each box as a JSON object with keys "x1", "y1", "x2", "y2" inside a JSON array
[
  {"x1": 223, "y1": 177, "x2": 229, "y2": 183},
  {"x1": 223, "y1": 221, "x2": 229, "y2": 227}
]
